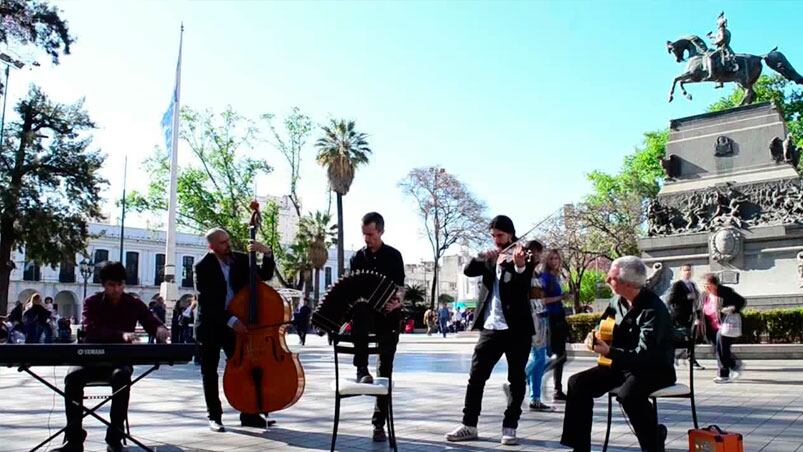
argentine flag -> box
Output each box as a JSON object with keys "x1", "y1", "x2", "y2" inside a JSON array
[{"x1": 161, "y1": 29, "x2": 182, "y2": 159}]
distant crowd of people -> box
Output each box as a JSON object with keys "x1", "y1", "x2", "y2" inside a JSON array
[
  {"x1": 423, "y1": 304, "x2": 475, "y2": 337},
  {"x1": 1, "y1": 293, "x2": 73, "y2": 344},
  {"x1": 0, "y1": 291, "x2": 205, "y2": 347}
]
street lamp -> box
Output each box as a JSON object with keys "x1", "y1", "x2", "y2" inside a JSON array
[
  {"x1": 0, "y1": 52, "x2": 25, "y2": 150},
  {"x1": 79, "y1": 258, "x2": 94, "y2": 301}
]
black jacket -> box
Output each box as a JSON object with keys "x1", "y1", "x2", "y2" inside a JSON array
[
  {"x1": 716, "y1": 284, "x2": 746, "y2": 314},
  {"x1": 603, "y1": 288, "x2": 676, "y2": 375},
  {"x1": 193, "y1": 251, "x2": 275, "y2": 342},
  {"x1": 666, "y1": 279, "x2": 700, "y2": 327},
  {"x1": 465, "y1": 256, "x2": 534, "y2": 336}
]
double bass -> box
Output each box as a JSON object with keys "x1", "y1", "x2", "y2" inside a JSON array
[{"x1": 223, "y1": 201, "x2": 305, "y2": 414}]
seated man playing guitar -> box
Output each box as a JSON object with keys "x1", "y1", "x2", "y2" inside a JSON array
[
  {"x1": 54, "y1": 261, "x2": 168, "y2": 452},
  {"x1": 560, "y1": 256, "x2": 675, "y2": 452}
]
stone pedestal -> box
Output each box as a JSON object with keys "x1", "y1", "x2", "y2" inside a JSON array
[{"x1": 640, "y1": 102, "x2": 803, "y2": 309}]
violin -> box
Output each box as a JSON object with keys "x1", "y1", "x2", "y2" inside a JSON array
[{"x1": 223, "y1": 201, "x2": 305, "y2": 414}]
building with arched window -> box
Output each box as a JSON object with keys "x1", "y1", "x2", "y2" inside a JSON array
[{"x1": 7, "y1": 223, "x2": 208, "y2": 321}]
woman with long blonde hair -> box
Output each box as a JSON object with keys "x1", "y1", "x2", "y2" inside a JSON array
[{"x1": 538, "y1": 249, "x2": 572, "y2": 401}]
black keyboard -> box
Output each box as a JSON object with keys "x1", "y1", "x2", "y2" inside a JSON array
[{"x1": 0, "y1": 343, "x2": 197, "y2": 367}]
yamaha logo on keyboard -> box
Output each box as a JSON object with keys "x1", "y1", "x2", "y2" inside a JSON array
[{"x1": 77, "y1": 349, "x2": 106, "y2": 356}]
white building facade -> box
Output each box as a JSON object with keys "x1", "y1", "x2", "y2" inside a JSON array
[
  {"x1": 7, "y1": 223, "x2": 209, "y2": 321},
  {"x1": 403, "y1": 248, "x2": 480, "y2": 304}
]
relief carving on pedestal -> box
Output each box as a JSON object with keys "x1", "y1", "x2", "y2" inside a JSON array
[
  {"x1": 709, "y1": 227, "x2": 742, "y2": 264},
  {"x1": 647, "y1": 180, "x2": 803, "y2": 236}
]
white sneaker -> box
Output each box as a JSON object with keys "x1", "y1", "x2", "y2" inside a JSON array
[
  {"x1": 208, "y1": 419, "x2": 225, "y2": 432},
  {"x1": 730, "y1": 370, "x2": 741, "y2": 381},
  {"x1": 713, "y1": 376, "x2": 731, "y2": 384},
  {"x1": 501, "y1": 427, "x2": 518, "y2": 445},
  {"x1": 445, "y1": 424, "x2": 478, "y2": 442}
]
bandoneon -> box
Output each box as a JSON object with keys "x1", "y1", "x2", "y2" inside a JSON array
[{"x1": 311, "y1": 270, "x2": 397, "y2": 334}]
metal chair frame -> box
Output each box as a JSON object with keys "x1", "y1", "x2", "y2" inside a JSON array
[
  {"x1": 330, "y1": 333, "x2": 397, "y2": 452},
  {"x1": 602, "y1": 339, "x2": 700, "y2": 451}
]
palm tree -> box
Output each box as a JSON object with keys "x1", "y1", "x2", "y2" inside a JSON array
[
  {"x1": 315, "y1": 119, "x2": 371, "y2": 277},
  {"x1": 298, "y1": 211, "x2": 336, "y2": 306},
  {"x1": 281, "y1": 241, "x2": 310, "y2": 291},
  {"x1": 403, "y1": 284, "x2": 426, "y2": 307}
]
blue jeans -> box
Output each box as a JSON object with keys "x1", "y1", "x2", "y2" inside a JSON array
[
  {"x1": 439, "y1": 320, "x2": 448, "y2": 337},
  {"x1": 525, "y1": 344, "x2": 547, "y2": 401},
  {"x1": 24, "y1": 322, "x2": 52, "y2": 343}
]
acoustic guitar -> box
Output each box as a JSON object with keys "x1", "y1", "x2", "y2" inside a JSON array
[{"x1": 591, "y1": 317, "x2": 616, "y2": 367}]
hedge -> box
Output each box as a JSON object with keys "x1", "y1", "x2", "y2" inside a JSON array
[{"x1": 566, "y1": 308, "x2": 803, "y2": 344}]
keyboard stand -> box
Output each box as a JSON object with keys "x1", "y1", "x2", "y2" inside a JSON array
[{"x1": 19, "y1": 364, "x2": 161, "y2": 452}]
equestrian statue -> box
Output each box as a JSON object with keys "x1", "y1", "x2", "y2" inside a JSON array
[{"x1": 666, "y1": 11, "x2": 803, "y2": 105}]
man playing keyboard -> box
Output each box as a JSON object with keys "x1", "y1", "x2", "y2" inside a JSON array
[{"x1": 54, "y1": 261, "x2": 168, "y2": 452}]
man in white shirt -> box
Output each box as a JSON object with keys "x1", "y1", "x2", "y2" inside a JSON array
[
  {"x1": 446, "y1": 215, "x2": 534, "y2": 446},
  {"x1": 194, "y1": 227, "x2": 275, "y2": 432},
  {"x1": 666, "y1": 264, "x2": 704, "y2": 369}
]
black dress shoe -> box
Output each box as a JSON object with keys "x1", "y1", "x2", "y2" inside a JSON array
[
  {"x1": 357, "y1": 367, "x2": 374, "y2": 384},
  {"x1": 373, "y1": 426, "x2": 387, "y2": 442},
  {"x1": 553, "y1": 390, "x2": 567, "y2": 402},
  {"x1": 240, "y1": 413, "x2": 267, "y2": 428},
  {"x1": 51, "y1": 444, "x2": 83, "y2": 452},
  {"x1": 656, "y1": 423, "x2": 667, "y2": 452}
]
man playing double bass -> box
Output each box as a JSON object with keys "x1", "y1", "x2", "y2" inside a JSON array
[
  {"x1": 194, "y1": 227, "x2": 275, "y2": 432},
  {"x1": 349, "y1": 212, "x2": 405, "y2": 443}
]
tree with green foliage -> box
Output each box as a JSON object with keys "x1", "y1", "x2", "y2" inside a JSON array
[
  {"x1": 126, "y1": 106, "x2": 287, "y2": 278},
  {"x1": 0, "y1": 0, "x2": 74, "y2": 94},
  {"x1": 0, "y1": 87, "x2": 105, "y2": 314},
  {"x1": 438, "y1": 293, "x2": 455, "y2": 305},
  {"x1": 297, "y1": 210, "x2": 335, "y2": 304},
  {"x1": 262, "y1": 108, "x2": 313, "y2": 218},
  {"x1": 280, "y1": 240, "x2": 311, "y2": 291},
  {"x1": 576, "y1": 269, "x2": 612, "y2": 304},
  {"x1": 315, "y1": 119, "x2": 371, "y2": 277},
  {"x1": 403, "y1": 284, "x2": 425, "y2": 305},
  {"x1": 582, "y1": 130, "x2": 669, "y2": 260}
]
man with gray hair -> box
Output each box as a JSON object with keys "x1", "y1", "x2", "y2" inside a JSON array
[
  {"x1": 194, "y1": 227, "x2": 275, "y2": 432},
  {"x1": 560, "y1": 256, "x2": 675, "y2": 452}
]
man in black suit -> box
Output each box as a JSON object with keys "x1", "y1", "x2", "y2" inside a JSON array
[
  {"x1": 445, "y1": 215, "x2": 534, "y2": 447},
  {"x1": 666, "y1": 264, "x2": 704, "y2": 369},
  {"x1": 194, "y1": 227, "x2": 275, "y2": 432}
]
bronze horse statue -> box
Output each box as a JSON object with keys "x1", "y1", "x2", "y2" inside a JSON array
[{"x1": 666, "y1": 35, "x2": 803, "y2": 105}]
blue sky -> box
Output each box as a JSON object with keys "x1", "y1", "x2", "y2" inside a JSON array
[{"x1": 4, "y1": 1, "x2": 802, "y2": 263}]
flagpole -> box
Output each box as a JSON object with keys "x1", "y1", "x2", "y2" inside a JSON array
[
  {"x1": 161, "y1": 24, "x2": 183, "y2": 306},
  {"x1": 119, "y1": 155, "x2": 127, "y2": 263}
]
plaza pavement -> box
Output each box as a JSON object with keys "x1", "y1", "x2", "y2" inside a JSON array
[{"x1": 1, "y1": 334, "x2": 802, "y2": 452}]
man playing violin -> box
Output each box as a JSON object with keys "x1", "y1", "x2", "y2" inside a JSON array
[
  {"x1": 446, "y1": 215, "x2": 535, "y2": 446},
  {"x1": 560, "y1": 256, "x2": 675, "y2": 452},
  {"x1": 54, "y1": 261, "x2": 169, "y2": 452},
  {"x1": 194, "y1": 227, "x2": 275, "y2": 432},
  {"x1": 348, "y1": 211, "x2": 405, "y2": 443}
]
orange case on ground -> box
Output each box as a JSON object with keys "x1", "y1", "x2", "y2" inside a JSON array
[{"x1": 688, "y1": 425, "x2": 744, "y2": 452}]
